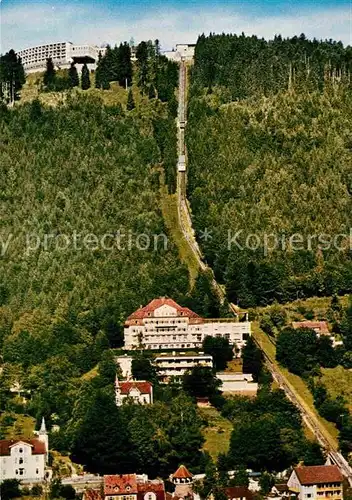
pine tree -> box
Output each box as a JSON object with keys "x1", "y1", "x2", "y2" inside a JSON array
[
  {"x1": 118, "y1": 42, "x2": 133, "y2": 88},
  {"x1": 68, "y1": 63, "x2": 79, "y2": 88},
  {"x1": 43, "y1": 58, "x2": 56, "y2": 89},
  {"x1": 95, "y1": 52, "x2": 102, "y2": 89},
  {"x1": 81, "y1": 64, "x2": 91, "y2": 90},
  {"x1": 95, "y1": 51, "x2": 110, "y2": 89},
  {"x1": 0, "y1": 49, "x2": 26, "y2": 103},
  {"x1": 126, "y1": 88, "x2": 135, "y2": 110},
  {"x1": 136, "y1": 41, "x2": 149, "y2": 93}
]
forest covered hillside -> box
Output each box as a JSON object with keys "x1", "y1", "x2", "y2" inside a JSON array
[
  {"x1": 187, "y1": 34, "x2": 352, "y2": 308},
  {"x1": 0, "y1": 93, "x2": 190, "y2": 403}
]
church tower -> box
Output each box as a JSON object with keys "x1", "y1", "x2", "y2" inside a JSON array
[{"x1": 37, "y1": 417, "x2": 49, "y2": 462}]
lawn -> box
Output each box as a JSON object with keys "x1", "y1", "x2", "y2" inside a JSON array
[
  {"x1": 199, "y1": 406, "x2": 233, "y2": 459},
  {"x1": 253, "y1": 295, "x2": 350, "y2": 326}
]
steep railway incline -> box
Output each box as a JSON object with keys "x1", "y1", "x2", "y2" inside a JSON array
[
  {"x1": 176, "y1": 61, "x2": 229, "y2": 305},
  {"x1": 176, "y1": 60, "x2": 352, "y2": 484}
]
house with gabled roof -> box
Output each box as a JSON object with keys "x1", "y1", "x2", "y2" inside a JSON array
[
  {"x1": 0, "y1": 418, "x2": 49, "y2": 483},
  {"x1": 104, "y1": 474, "x2": 138, "y2": 500},
  {"x1": 287, "y1": 465, "x2": 343, "y2": 500},
  {"x1": 115, "y1": 377, "x2": 153, "y2": 406}
]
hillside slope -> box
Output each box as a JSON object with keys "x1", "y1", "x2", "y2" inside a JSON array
[{"x1": 187, "y1": 34, "x2": 352, "y2": 307}]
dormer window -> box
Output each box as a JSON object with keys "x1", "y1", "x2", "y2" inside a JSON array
[
  {"x1": 114, "y1": 487, "x2": 119, "y2": 492},
  {"x1": 126, "y1": 486, "x2": 131, "y2": 492}
]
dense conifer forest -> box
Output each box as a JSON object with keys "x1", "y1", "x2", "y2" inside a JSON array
[{"x1": 187, "y1": 33, "x2": 352, "y2": 307}]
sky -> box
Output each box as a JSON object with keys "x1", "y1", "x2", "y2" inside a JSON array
[{"x1": 1, "y1": 0, "x2": 352, "y2": 53}]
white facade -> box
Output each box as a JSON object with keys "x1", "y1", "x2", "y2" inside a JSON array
[
  {"x1": 0, "y1": 442, "x2": 46, "y2": 483},
  {"x1": 115, "y1": 355, "x2": 133, "y2": 378},
  {"x1": 163, "y1": 44, "x2": 195, "y2": 62},
  {"x1": 154, "y1": 353, "x2": 213, "y2": 381},
  {"x1": 0, "y1": 419, "x2": 48, "y2": 484},
  {"x1": 217, "y1": 373, "x2": 258, "y2": 394},
  {"x1": 17, "y1": 42, "x2": 105, "y2": 74},
  {"x1": 124, "y1": 298, "x2": 251, "y2": 352},
  {"x1": 287, "y1": 468, "x2": 343, "y2": 500}
]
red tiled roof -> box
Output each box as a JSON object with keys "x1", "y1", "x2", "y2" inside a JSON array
[
  {"x1": 0, "y1": 439, "x2": 46, "y2": 456},
  {"x1": 137, "y1": 480, "x2": 165, "y2": 500},
  {"x1": 224, "y1": 487, "x2": 254, "y2": 500},
  {"x1": 126, "y1": 298, "x2": 200, "y2": 322},
  {"x1": 294, "y1": 466, "x2": 343, "y2": 485},
  {"x1": 83, "y1": 490, "x2": 103, "y2": 500},
  {"x1": 292, "y1": 321, "x2": 330, "y2": 335},
  {"x1": 104, "y1": 475, "x2": 138, "y2": 496},
  {"x1": 119, "y1": 381, "x2": 152, "y2": 396},
  {"x1": 173, "y1": 465, "x2": 193, "y2": 479}
]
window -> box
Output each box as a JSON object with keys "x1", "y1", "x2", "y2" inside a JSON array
[
  {"x1": 19, "y1": 458, "x2": 23, "y2": 464},
  {"x1": 36, "y1": 469, "x2": 39, "y2": 475},
  {"x1": 19, "y1": 448, "x2": 23, "y2": 453},
  {"x1": 19, "y1": 468, "x2": 24, "y2": 476}
]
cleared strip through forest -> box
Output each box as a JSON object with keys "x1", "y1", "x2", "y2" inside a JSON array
[{"x1": 176, "y1": 59, "x2": 352, "y2": 480}]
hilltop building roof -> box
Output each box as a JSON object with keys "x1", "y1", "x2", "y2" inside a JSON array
[{"x1": 126, "y1": 298, "x2": 200, "y2": 324}]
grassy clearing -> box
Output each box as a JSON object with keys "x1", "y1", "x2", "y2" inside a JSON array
[
  {"x1": 252, "y1": 323, "x2": 339, "y2": 449},
  {"x1": 199, "y1": 406, "x2": 232, "y2": 459},
  {"x1": 253, "y1": 295, "x2": 350, "y2": 324},
  {"x1": 81, "y1": 365, "x2": 99, "y2": 381},
  {"x1": 19, "y1": 71, "x2": 145, "y2": 108},
  {"x1": 160, "y1": 183, "x2": 200, "y2": 286},
  {"x1": 225, "y1": 358, "x2": 243, "y2": 373}
]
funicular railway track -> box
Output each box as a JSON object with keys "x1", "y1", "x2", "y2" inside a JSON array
[{"x1": 175, "y1": 58, "x2": 352, "y2": 484}]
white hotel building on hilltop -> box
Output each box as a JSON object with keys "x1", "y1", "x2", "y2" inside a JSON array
[
  {"x1": 123, "y1": 297, "x2": 251, "y2": 352},
  {"x1": 17, "y1": 42, "x2": 106, "y2": 74}
]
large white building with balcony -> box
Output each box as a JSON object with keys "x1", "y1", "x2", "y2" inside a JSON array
[
  {"x1": 154, "y1": 353, "x2": 213, "y2": 382},
  {"x1": 123, "y1": 297, "x2": 251, "y2": 352},
  {"x1": 17, "y1": 42, "x2": 105, "y2": 73}
]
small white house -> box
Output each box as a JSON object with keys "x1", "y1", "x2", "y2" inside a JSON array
[
  {"x1": 0, "y1": 418, "x2": 48, "y2": 483},
  {"x1": 115, "y1": 378, "x2": 153, "y2": 406}
]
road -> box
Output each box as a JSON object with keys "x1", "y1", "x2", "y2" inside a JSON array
[{"x1": 176, "y1": 59, "x2": 352, "y2": 485}]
